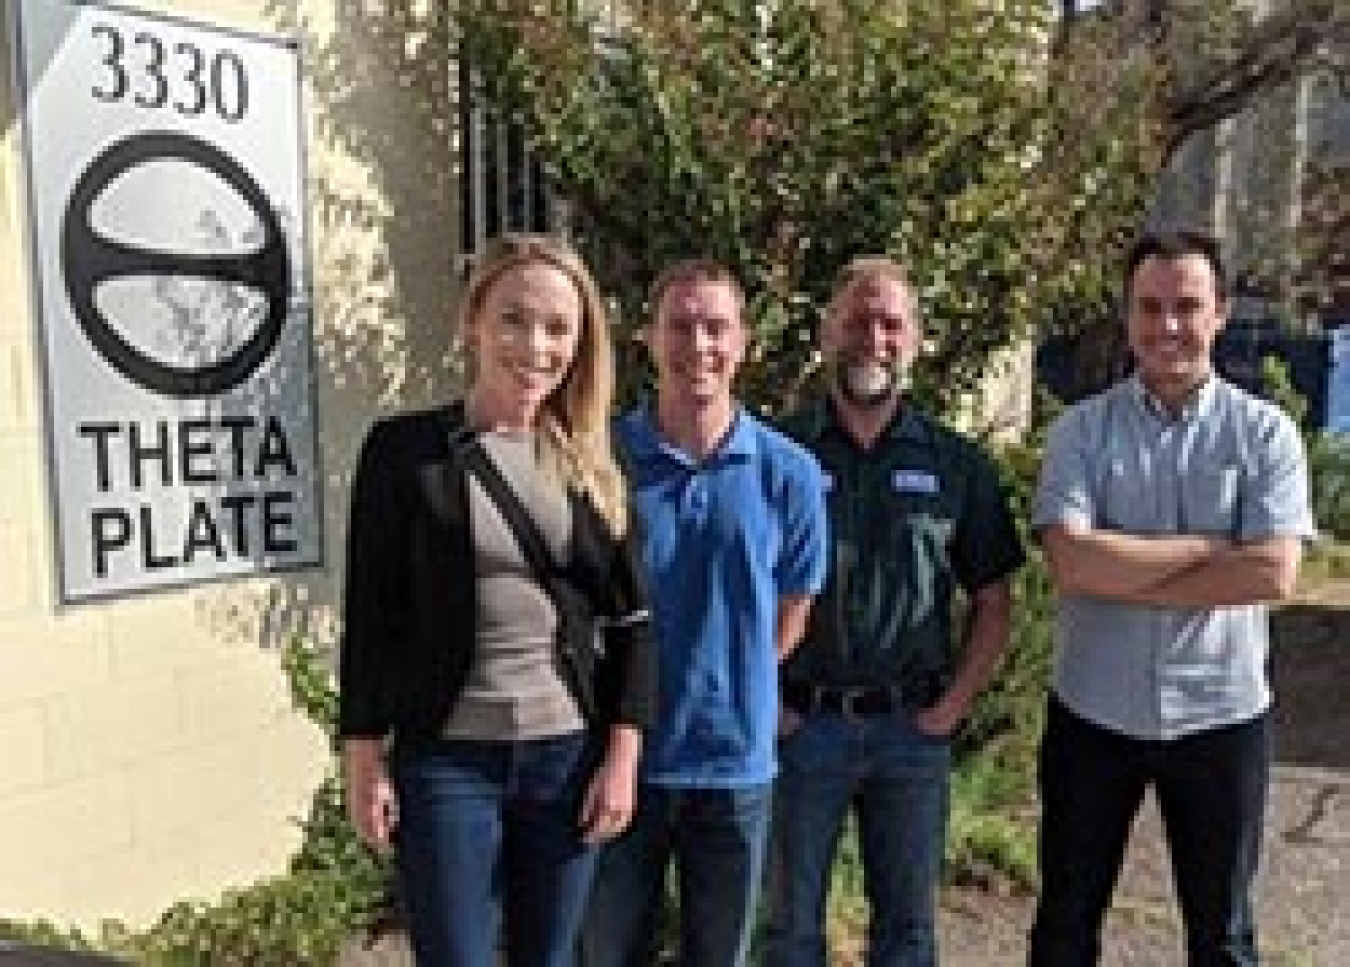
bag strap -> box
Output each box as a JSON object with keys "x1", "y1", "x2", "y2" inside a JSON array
[{"x1": 460, "y1": 436, "x2": 560, "y2": 581}]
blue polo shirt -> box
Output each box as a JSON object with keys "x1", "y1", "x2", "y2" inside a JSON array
[{"x1": 617, "y1": 405, "x2": 829, "y2": 788}]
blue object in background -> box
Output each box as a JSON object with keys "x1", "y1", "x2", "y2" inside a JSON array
[{"x1": 1326, "y1": 326, "x2": 1350, "y2": 434}]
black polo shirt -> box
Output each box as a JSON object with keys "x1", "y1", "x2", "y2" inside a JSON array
[{"x1": 779, "y1": 398, "x2": 1025, "y2": 694}]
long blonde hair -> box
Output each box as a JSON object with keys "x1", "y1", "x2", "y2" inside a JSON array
[{"x1": 456, "y1": 233, "x2": 628, "y2": 535}]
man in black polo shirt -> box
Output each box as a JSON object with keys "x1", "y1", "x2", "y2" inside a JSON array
[{"x1": 767, "y1": 257, "x2": 1025, "y2": 966}]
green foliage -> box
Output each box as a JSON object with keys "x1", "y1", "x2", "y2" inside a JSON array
[
  {"x1": 1302, "y1": 538, "x2": 1350, "y2": 583},
  {"x1": 281, "y1": 634, "x2": 339, "y2": 739},
  {"x1": 459, "y1": 0, "x2": 1155, "y2": 412},
  {"x1": 279, "y1": 635, "x2": 389, "y2": 913},
  {"x1": 955, "y1": 435, "x2": 1053, "y2": 770},
  {"x1": 4, "y1": 872, "x2": 366, "y2": 966},
  {"x1": 280, "y1": 638, "x2": 391, "y2": 944},
  {"x1": 1305, "y1": 435, "x2": 1350, "y2": 544},
  {"x1": 1262, "y1": 354, "x2": 1310, "y2": 428},
  {"x1": 102, "y1": 871, "x2": 364, "y2": 966},
  {"x1": 947, "y1": 780, "x2": 1038, "y2": 890},
  {"x1": 0, "y1": 918, "x2": 101, "y2": 953},
  {"x1": 1262, "y1": 355, "x2": 1350, "y2": 543}
]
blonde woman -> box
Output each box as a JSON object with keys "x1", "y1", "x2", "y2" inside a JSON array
[{"x1": 340, "y1": 234, "x2": 655, "y2": 967}]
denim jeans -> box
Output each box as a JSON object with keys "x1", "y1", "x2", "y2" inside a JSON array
[
  {"x1": 391, "y1": 733, "x2": 598, "y2": 967},
  {"x1": 765, "y1": 710, "x2": 951, "y2": 967},
  {"x1": 1029, "y1": 697, "x2": 1270, "y2": 967},
  {"x1": 579, "y1": 782, "x2": 773, "y2": 967}
]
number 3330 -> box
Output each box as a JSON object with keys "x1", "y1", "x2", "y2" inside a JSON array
[{"x1": 90, "y1": 22, "x2": 248, "y2": 123}]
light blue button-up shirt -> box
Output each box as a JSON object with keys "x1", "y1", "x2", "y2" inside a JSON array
[{"x1": 1034, "y1": 376, "x2": 1315, "y2": 740}]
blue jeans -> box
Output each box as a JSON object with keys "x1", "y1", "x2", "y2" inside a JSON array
[
  {"x1": 765, "y1": 710, "x2": 951, "y2": 967},
  {"x1": 1029, "y1": 697, "x2": 1270, "y2": 967},
  {"x1": 391, "y1": 734, "x2": 598, "y2": 967},
  {"x1": 580, "y1": 782, "x2": 773, "y2": 967}
]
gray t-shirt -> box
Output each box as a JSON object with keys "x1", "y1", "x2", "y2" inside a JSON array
[
  {"x1": 1034, "y1": 375, "x2": 1315, "y2": 740},
  {"x1": 442, "y1": 430, "x2": 585, "y2": 740}
]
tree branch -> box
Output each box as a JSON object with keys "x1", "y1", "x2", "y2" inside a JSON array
[{"x1": 1161, "y1": 1, "x2": 1350, "y2": 159}]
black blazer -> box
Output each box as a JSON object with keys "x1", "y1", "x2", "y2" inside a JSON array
[{"x1": 338, "y1": 402, "x2": 656, "y2": 743}]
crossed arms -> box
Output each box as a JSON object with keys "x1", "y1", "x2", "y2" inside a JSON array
[{"x1": 1042, "y1": 521, "x2": 1302, "y2": 607}]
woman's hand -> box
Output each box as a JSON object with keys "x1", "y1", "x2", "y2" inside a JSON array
[
  {"x1": 343, "y1": 738, "x2": 398, "y2": 851},
  {"x1": 579, "y1": 726, "x2": 641, "y2": 845}
]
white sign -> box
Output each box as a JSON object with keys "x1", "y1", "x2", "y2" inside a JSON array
[{"x1": 14, "y1": 0, "x2": 322, "y2": 603}]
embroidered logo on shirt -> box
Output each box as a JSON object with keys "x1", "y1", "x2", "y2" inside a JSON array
[{"x1": 893, "y1": 469, "x2": 939, "y2": 493}]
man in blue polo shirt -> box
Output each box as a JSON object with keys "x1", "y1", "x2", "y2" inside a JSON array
[{"x1": 581, "y1": 259, "x2": 829, "y2": 967}]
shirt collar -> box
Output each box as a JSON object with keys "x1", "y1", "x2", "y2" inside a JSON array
[
  {"x1": 799, "y1": 394, "x2": 927, "y2": 445},
  {"x1": 1127, "y1": 373, "x2": 1218, "y2": 424},
  {"x1": 626, "y1": 403, "x2": 758, "y2": 466}
]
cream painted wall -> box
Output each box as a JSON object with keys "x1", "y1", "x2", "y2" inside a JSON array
[{"x1": 0, "y1": 0, "x2": 460, "y2": 928}]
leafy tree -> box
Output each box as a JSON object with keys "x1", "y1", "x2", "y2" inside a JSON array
[
  {"x1": 459, "y1": 0, "x2": 1156, "y2": 413},
  {"x1": 1056, "y1": 0, "x2": 1350, "y2": 386},
  {"x1": 1062, "y1": 0, "x2": 1349, "y2": 161}
]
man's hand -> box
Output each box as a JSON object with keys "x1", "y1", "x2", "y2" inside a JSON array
[
  {"x1": 776, "y1": 593, "x2": 816, "y2": 662},
  {"x1": 918, "y1": 580, "x2": 1014, "y2": 739},
  {"x1": 912, "y1": 694, "x2": 967, "y2": 738},
  {"x1": 777, "y1": 705, "x2": 805, "y2": 738}
]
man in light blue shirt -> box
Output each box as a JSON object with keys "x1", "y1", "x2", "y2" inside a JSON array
[
  {"x1": 1030, "y1": 231, "x2": 1316, "y2": 966},
  {"x1": 581, "y1": 259, "x2": 829, "y2": 967}
]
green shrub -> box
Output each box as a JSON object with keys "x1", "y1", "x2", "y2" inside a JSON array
[
  {"x1": 280, "y1": 637, "x2": 390, "y2": 908},
  {"x1": 102, "y1": 870, "x2": 366, "y2": 966},
  {"x1": 955, "y1": 436, "x2": 1053, "y2": 773},
  {"x1": 1262, "y1": 355, "x2": 1350, "y2": 543},
  {"x1": 0, "y1": 918, "x2": 100, "y2": 952},
  {"x1": 1306, "y1": 435, "x2": 1350, "y2": 543}
]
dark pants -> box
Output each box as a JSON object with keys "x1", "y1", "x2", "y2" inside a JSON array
[
  {"x1": 392, "y1": 734, "x2": 597, "y2": 967},
  {"x1": 1029, "y1": 697, "x2": 1270, "y2": 967},
  {"x1": 580, "y1": 782, "x2": 773, "y2": 967},
  {"x1": 766, "y1": 710, "x2": 950, "y2": 967}
]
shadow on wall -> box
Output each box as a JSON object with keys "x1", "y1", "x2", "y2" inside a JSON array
[
  {"x1": 1270, "y1": 602, "x2": 1350, "y2": 774},
  {"x1": 198, "y1": 0, "x2": 467, "y2": 653},
  {"x1": 4, "y1": 1, "x2": 464, "y2": 648}
]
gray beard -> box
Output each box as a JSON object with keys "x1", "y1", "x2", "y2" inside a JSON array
[{"x1": 835, "y1": 360, "x2": 901, "y2": 408}]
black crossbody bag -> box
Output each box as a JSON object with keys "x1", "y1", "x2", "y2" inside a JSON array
[{"x1": 459, "y1": 437, "x2": 612, "y2": 724}]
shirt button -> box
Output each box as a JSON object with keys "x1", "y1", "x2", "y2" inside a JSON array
[{"x1": 684, "y1": 477, "x2": 708, "y2": 512}]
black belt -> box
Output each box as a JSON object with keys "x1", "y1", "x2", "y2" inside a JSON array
[{"x1": 782, "y1": 682, "x2": 899, "y2": 719}]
